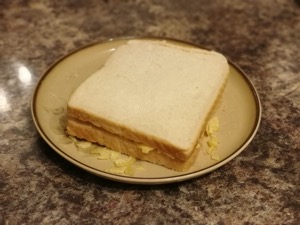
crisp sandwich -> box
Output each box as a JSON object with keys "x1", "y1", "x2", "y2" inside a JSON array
[{"x1": 67, "y1": 40, "x2": 229, "y2": 171}]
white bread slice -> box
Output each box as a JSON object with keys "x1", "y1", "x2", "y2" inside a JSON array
[{"x1": 67, "y1": 40, "x2": 229, "y2": 170}]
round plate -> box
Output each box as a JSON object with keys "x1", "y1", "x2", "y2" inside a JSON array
[{"x1": 31, "y1": 37, "x2": 261, "y2": 185}]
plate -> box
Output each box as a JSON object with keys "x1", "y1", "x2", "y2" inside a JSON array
[{"x1": 31, "y1": 37, "x2": 261, "y2": 185}]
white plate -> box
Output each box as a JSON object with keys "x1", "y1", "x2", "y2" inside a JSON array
[{"x1": 31, "y1": 37, "x2": 261, "y2": 184}]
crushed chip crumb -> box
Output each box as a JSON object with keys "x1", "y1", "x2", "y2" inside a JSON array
[
  {"x1": 105, "y1": 167, "x2": 127, "y2": 175},
  {"x1": 138, "y1": 144, "x2": 154, "y2": 154},
  {"x1": 110, "y1": 151, "x2": 121, "y2": 160},
  {"x1": 207, "y1": 135, "x2": 219, "y2": 148},
  {"x1": 205, "y1": 117, "x2": 221, "y2": 161},
  {"x1": 97, "y1": 152, "x2": 111, "y2": 160},
  {"x1": 75, "y1": 141, "x2": 92, "y2": 149},
  {"x1": 206, "y1": 116, "x2": 220, "y2": 136},
  {"x1": 68, "y1": 135, "x2": 78, "y2": 142},
  {"x1": 114, "y1": 157, "x2": 136, "y2": 167},
  {"x1": 68, "y1": 136, "x2": 141, "y2": 176},
  {"x1": 124, "y1": 165, "x2": 135, "y2": 176},
  {"x1": 211, "y1": 152, "x2": 220, "y2": 161}
]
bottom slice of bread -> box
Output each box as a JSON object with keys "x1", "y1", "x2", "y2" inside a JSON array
[{"x1": 67, "y1": 118, "x2": 201, "y2": 172}]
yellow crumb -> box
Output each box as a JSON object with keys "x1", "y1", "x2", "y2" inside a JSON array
[
  {"x1": 113, "y1": 157, "x2": 136, "y2": 167},
  {"x1": 97, "y1": 151, "x2": 111, "y2": 160},
  {"x1": 138, "y1": 144, "x2": 154, "y2": 154},
  {"x1": 205, "y1": 117, "x2": 220, "y2": 161},
  {"x1": 75, "y1": 141, "x2": 92, "y2": 149},
  {"x1": 207, "y1": 135, "x2": 219, "y2": 148},
  {"x1": 206, "y1": 117, "x2": 220, "y2": 136}
]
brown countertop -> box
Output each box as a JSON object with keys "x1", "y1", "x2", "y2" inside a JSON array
[{"x1": 1, "y1": 0, "x2": 299, "y2": 224}]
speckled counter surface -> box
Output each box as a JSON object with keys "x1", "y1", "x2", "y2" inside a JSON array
[{"x1": 1, "y1": 0, "x2": 299, "y2": 224}]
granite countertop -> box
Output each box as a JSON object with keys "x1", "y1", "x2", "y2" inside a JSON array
[{"x1": 1, "y1": 0, "x2": 299, "y2": 224}]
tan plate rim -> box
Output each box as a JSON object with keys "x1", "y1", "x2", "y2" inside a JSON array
[{"x1": 31, "y1": 37, "x2": 262, "y2": 185}]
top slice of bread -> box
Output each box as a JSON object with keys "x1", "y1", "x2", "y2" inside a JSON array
[{"x1": 67, "y1": 40, "x2": 229, "y2": 160}]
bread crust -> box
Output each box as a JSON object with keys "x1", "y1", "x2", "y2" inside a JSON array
[
  {"x1": 67, "y1": 106, "x2": 192, "y2": 161},
  {"x1": 67, "y1": 117, "x2": 200, "y2": 171}
]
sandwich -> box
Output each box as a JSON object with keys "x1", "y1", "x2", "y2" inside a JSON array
[{"x1": 66, "y1": 40, "x2": 229, "y2": 172}]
